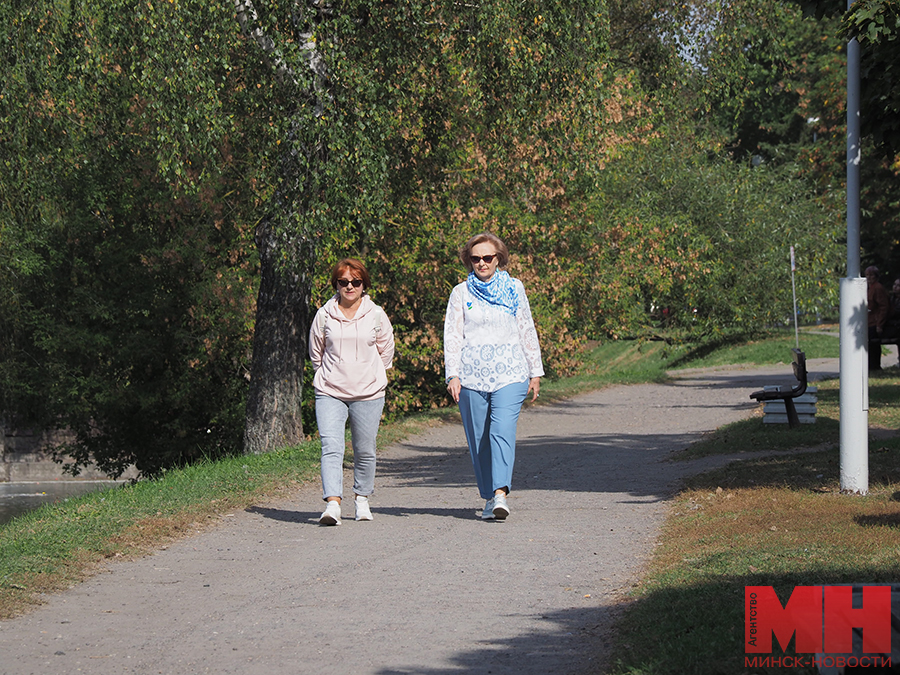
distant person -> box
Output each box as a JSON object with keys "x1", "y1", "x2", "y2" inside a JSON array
[
  {"x1": 865, "y1": 265, "x2": 891, "y2": 371},
  {"x1": 309, "y1": 259, "x2": 394, "y2": 525},
  {"x1": 443, "y1": 233, "x2": 543, "y2": 520}
]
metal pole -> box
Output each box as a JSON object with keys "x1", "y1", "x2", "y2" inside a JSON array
[
  {"x1": 840, "y1": 278, "x2": 868, "y2": 494},
  {"x1": 791, "y1": 246, "x2": 799, "y2": 349},
  {"x1": 839, "y1": 7, "x2": 868, "y2": 495},
  {"x1": 847, "y1": 36, "x2": 861, "y2": 279}
]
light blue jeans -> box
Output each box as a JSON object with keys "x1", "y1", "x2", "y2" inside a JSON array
[
  {"x1": 316, "y1": 394, "x2": 384, "y2": 500},
  {"x1": 458, "y1": 379, "x2": 530, "y2": 500}
]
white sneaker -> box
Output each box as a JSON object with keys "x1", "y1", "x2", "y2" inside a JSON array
[
  {"x1": 319, "y1": 500, "x2": 342, "y2": 525},
  {"x1": 355, "y1": 496, "x2": 373, "y2": 521},
  {"x1": 481, "y1": 497, "x2": 495, "y2": 520},
  {"x1": 492, "y1": 493, "x2": 510, "y2": 520}
]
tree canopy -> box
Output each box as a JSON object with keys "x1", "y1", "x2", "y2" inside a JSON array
[
  {"x1": 843, "y1": 0, "x2": 900, "y2": 161},
  {"x1": 0, "y1": 0, "x2": 261, "y2": 475},
  {"x1": 0, "y1": 0, "x2": 877, "y2": 477}
]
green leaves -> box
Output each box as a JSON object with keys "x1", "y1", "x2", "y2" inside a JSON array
[
  {"x1": 581, "y1": 123, "x2": 843, "y2": 340},
  {"x1": 842, "y1": 0, "x2": 900, "y2": 159},
  {"x1": 844, "y1": 0, "x2": 900, "y2": 43},
  {"x1": 0, "y1": 0, "x2": 259, "y2": 476},
  {"x1": 0, "y1": 0, "x2": 855, "y2": 460}
]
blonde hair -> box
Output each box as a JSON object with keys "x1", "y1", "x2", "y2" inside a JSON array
[{"x1": 458, "y1": 233, "x2": 509, "y2": 272}]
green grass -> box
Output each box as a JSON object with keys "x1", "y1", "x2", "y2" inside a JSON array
[
  {"x1": 540, "y1": 339, "x2": 678, "y2": 399},
  {"x1": 0, "y1": 328, "x2": 851, "y2": 630},
  {"x1": 606, "y1": 365, "x2": 900, "y2": 675},
  {"x1": 666, "y1": 328, "x2": 840, "y2": 370},
  {"x1": 674, "y1": 364, "x2": 900, "y2": 461},
  {"x1": 543, "y1": 327, "x2": 839, "y2": 402},
  {"x1": 0, "y1": 445, "x2": 322, "y2": 616}
]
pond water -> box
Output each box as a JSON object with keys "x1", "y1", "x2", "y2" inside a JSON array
[{"x1": 0, "y1": 481, "x2": 122, "y2": 527}]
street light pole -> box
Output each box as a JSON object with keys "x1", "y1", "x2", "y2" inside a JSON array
[{"x1": 839, "y1": 3, "x2": 868, "y2": 495}]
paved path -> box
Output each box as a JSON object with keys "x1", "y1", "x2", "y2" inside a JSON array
[{"x1": 0, "y1": 360, "x2": 840, "y2": 675}]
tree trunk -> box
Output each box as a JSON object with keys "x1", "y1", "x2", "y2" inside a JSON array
[
  {"x1": 236, "y1": 0, "x2": 329, "y2": 454},
  {"x1": 243, "y1": 216, "x2": 311, "y2": 454}
]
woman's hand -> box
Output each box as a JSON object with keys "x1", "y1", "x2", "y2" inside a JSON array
[
  {"x1": 527, "y1": 377, "x2": 541, "y2": 402},
  {"x1": 447, "y1": 376, "x2": 461, "y2": 403}
]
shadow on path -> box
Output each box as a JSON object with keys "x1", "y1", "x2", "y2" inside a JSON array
[
  {"x1": 377, "y1": 430, "x2": 706, "y2": 499},
  {"x1": 249, "y1": 504, "x2": 477, "y2": 523},
  {"x1": 372, "y1": 605, "x2": 617, "y2": 675}
]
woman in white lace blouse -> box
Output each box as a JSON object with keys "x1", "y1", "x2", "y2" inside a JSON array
[{"x1": 443, "y1": 233, "x2": 544, "y2": 520}]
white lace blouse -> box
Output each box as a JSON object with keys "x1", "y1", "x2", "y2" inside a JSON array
[{"x1": 443, "y1": 279, "x2": 545, "y2": 393}]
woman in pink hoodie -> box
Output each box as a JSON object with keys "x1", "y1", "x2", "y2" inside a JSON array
[{"x1": 309, "y1": 259, "x2": 394, "y2": 525}]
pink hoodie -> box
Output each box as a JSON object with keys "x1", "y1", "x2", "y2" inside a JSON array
[{"x1": 309, "y1": 295, "x2": 394, "y2": 401}]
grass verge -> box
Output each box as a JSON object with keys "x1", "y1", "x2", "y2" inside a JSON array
[
  {"x1": 0, "y1": 328, "x2": 844, "y2": 624},
  {"x1": 606, "y1": 366, "x2": 900, "y2": 675},
  {"x1": 0, "y1": 446, "x2": 322, "y2": 618}
]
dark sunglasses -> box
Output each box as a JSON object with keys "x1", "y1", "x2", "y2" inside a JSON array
[
  {"x1": 337, "y1": 279, "x2": 363, "y2": 288},
  {"x1": 470, "y1": 254, "x2": 497, "y2": 264}
]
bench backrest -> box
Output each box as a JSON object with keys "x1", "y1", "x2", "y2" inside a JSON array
[
  {"x1": 790, "y1": 348, "x2": 808, "y2": 397},
  {"x1": 791, "y1": 348, "x2": 806, "y2": 380}
]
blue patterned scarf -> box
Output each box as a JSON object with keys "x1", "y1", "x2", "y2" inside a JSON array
[{"x1": 467, "y1": 270, "x2": 519, "y2": 316}]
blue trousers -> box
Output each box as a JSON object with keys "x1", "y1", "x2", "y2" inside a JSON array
[{"x1": 458, "y1": 380, "x2": 530, "y2": 500}]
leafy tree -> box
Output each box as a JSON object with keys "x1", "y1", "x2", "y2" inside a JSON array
[
  {"x1": 552, "y1": 1, "x2": 846, "y2": 342},
  {"x1": 589, "y1": 127, "x2": 844, "y2": 339},
  {"x1": 317, "y1": 0, "x2": 616, "y2": 416},
  {"x1": 0, "y1": 0, "x2": 857, "y2": 472},
  {"x1": 0, "y1": 0, "x2": 260, "y2": 475},
  {"x1": 686, "y1": 0, "x2": 842, "y2": 164},
  {"x1": 674, "y1": 0, "x2": 900, "y2": 278},
  {"x1": 233, "y1": 0, "x2": 616, "y2": 448},
  {"x1": 2, "y1": 0, "x2": 616, "y2": 469},
  {"x1": 842, "y1": 0, "x2": 900, "y2": 161}
]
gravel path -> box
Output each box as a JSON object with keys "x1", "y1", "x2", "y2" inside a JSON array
[{"x1": 0, "y1": 359, "x2": 840, "y2": 675}]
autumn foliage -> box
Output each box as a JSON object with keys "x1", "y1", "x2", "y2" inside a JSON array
[{"x1": 0, "y1": 0, "x2": 859, "y2": 474}]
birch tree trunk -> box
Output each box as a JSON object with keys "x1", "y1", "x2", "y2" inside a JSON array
[
  {"x1": 236, "y1": 0, "x2": 328, "y2": 453},
  {"x1": 242, "y1": 218, "x2": 311, "y2": 454}
]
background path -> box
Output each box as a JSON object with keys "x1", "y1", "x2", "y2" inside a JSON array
[{"x1": 0, "y1": 359, "x2": 839, "y2": 675}]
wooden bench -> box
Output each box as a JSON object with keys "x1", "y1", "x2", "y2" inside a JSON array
[{"x1": 749, "y1": 349, "x2": 808, "y2": 428}]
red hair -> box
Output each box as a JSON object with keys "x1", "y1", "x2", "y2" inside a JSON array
[{"x1": 330, "y1": 258, "x2": 371, "y2": 291}]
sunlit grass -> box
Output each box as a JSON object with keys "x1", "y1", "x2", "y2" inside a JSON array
[
  {"x1": 542, "y1": 328, "x2": 839, "y2": 403},
  {"x1": 667, "y1": 329, "x2": 840, "y2": 370},
  {"x1": 0, "y1": 445, "x2": 320, "y2": 618},
  {"x1": 674, "y1": 366, "x2": 899, "y2": 460},
  {"x1": 608, "y1": 474, "x2": 900, "y2": 675},
  {"x1": 606, "y1": 369, "x2": 900, "y2": 675}
]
